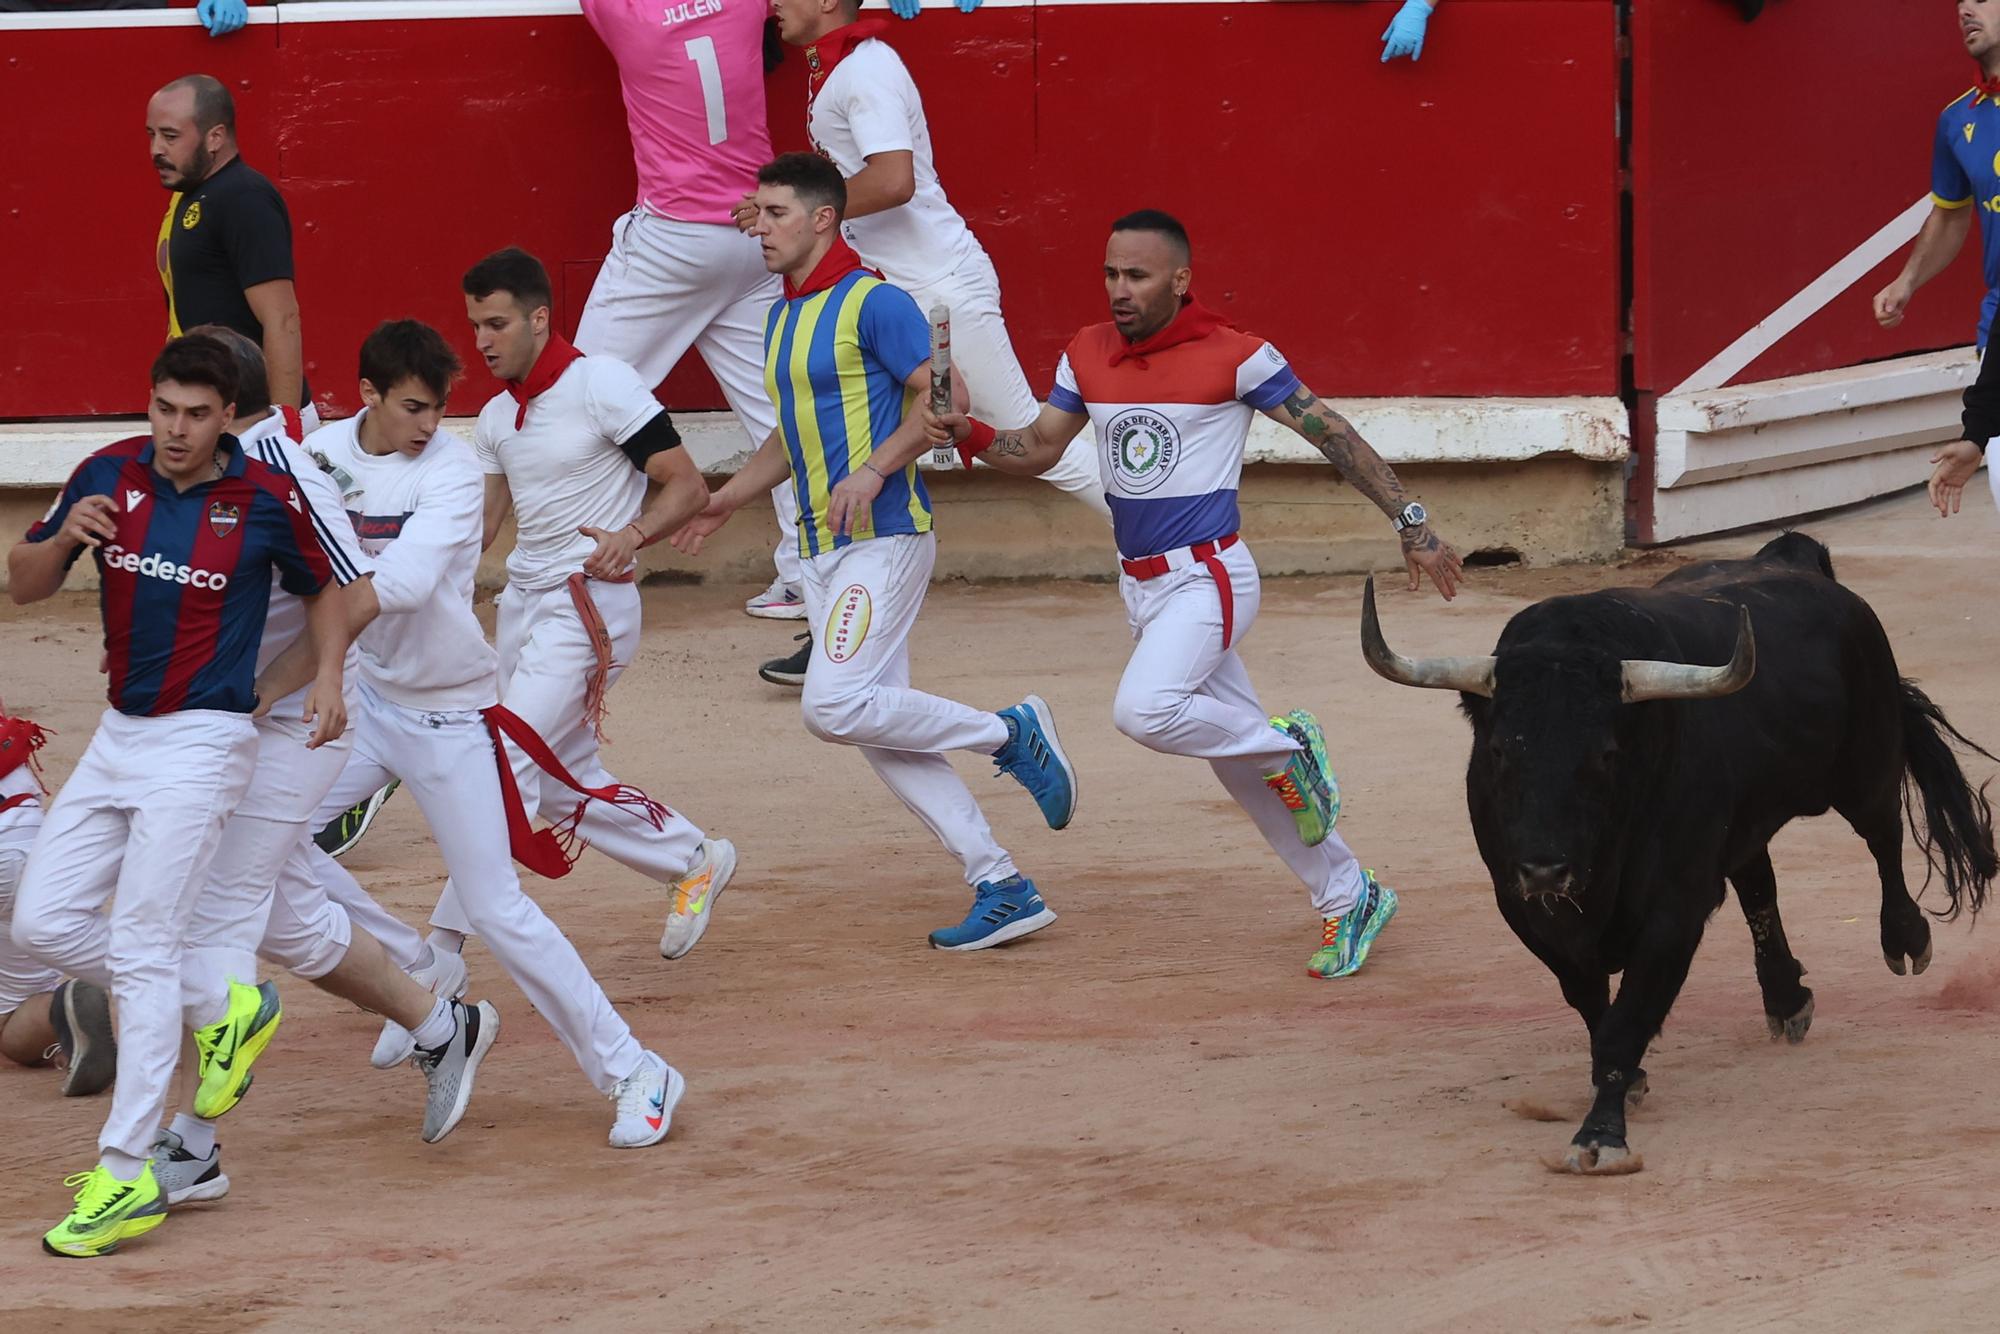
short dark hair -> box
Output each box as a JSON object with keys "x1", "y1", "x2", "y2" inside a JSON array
[
  {"x1": 358, "y1": 320, "x2": 462, "y2": 401},
  {"x1": 1111, "y1": 209, "x2": 1192, "y2": 264},
  {"x1": 151, "y1": 334, "x2": 240, "y2": 407},
  {"x1": 160, "y1": 74, "x2": 236, "y2": 137},
  {"x1": 186, "y1": 324, "x2": 270, "y2": 418},
  {"x1": 462, "y1": 247, "x2": 554, "y2": 315},
  {"x1": 757, "y1": 152, "x2": 847, "y2": 220}
]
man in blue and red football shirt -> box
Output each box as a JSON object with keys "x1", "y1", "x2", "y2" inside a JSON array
[{"x1": 6, "y1": 333, "x2": 346, "y2": 1259}]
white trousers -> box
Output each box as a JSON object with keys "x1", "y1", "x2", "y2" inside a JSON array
[
  {"x1": 576, "y1": 209, "x2": 799, "y2": 588},
  {"x1": 182, "y1": 711, "x2": 354, "y2": 1007},
  {"x1": 311, "y1": 682, "x2": 644, "y2": 1092},
  {"x1": 894, "y1": 248, "x2": 1108, "y2": 512},
  {"x1": 0, "y1": 803, "x2": 59, "y2": 1015},
  {"x1": 1113, "y1": 541, "x2": 1366, "y2": 918},
  {"x1": 11, "y1": 710, "x2": 257, "y2": 1159},
  {"x1": 429, "y1": 579, "x2": 707, "y2": 937},
  {"x1": 800, "y1": 533, "x2": 1018, "y2": 887}
]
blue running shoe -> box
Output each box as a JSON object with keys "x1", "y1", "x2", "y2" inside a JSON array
[
  {"x1": 929, "y1": 875, "x2": 1058, "y2": 951},
  {"x1": 993, "y1": 695, "x2": 1078, "y2": 830},
  {"x1": 1308, "y1": 870, "x2": 1398, "y2": 979}
]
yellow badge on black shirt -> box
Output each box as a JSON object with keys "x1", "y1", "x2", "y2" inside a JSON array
[{"x1": 181, "y1": 201, "x2": 201, "y2": 230}]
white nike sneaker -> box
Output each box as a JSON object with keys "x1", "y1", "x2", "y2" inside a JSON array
[
  {"x1": 608, "y1": 1051, "x2": 685, "y2": 1149},
  {"x1": 744, "y1": 578, "x2": 807, "y2": 620},
  {"x1": 660, "y1": 838, "x2": 737, "y2": 960},
  {"x1": 372, "y1": 946, "x2": 471, "y2": 1070}
]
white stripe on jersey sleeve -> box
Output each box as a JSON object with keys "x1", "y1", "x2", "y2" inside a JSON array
[
  {"x1": 1050, "y1": 352, "x2": 1085, "y2": 414},
  {"x1": 1236, "y1": 341, "x2": 1303, "y2": 411}
]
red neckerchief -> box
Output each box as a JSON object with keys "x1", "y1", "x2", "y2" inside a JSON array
[
  {"x1": 1108, "y1": 295, "x2": 1233, "y2": 368},
  {"x1": 1978, "y1": 74, "x2": 2000, "y2": 106},
  {"x1": 505, "y1": 333, "x2": 584, "y2": 430},
  {"x1": 785, "y1": 236, "x2": 877, "y2": 301},
  {"x1": 806, "y1": 20, "x2": 891, "y2": 111}
]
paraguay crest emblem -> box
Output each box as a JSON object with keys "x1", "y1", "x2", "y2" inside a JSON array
[
  {"x1": 1106, "y1": 409, "x2": 1181, "y2": 494},
  {"x1": 208, "y1": 501, "x2": 240, "y2": 538}
]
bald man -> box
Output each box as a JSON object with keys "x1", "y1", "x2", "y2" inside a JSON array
[{"x1": 146, "y1": 74, "x2": 311, "y2": 429}]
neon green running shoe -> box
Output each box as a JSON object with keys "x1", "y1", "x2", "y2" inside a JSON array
[
  {"x1": 192, "y1": 979, "x2": 282, "y2": 1120},
  {"x1": 1309, "y1": 871, "x2": 1398, "y2": 979},
  {"x1": 1263, "y1": 709, "x2": 1340, "y2": 847},
  {"x1": 42, "y1": 1163, "x2": 167, "y2": 1258}
]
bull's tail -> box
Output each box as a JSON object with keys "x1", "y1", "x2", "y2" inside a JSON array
[{"x1": 1900, "y1": 680, "x2": 2000, "y2": 921}]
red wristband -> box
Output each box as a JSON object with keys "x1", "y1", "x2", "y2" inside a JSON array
[{"x1": 956, "y1": 419, "x2": 996, "y2": 471}]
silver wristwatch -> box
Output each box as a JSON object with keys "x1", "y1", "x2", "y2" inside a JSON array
[{"x1": 1391, "y1": 501, "x2": 1428, "y2": 533}]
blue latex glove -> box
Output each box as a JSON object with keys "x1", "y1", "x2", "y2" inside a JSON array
[
  {"x1": 888, "y1": 0, "x2": 983, "y2": 18},
  {"x1": 198, "y1": 0, "x2": 248, "y2": 38},
  {"x1": 1380, "y1": 0, "x2": 1432, "y2": 62}
]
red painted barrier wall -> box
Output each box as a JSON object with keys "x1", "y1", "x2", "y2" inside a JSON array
[
  {"x1": 1630, "y1": 0, "x2": 1984, "y2": 392},
  {"x1": 6, "y1": 1, "x2": 1978, "y2": 423},
  {"x1": 6, "y1": 2, "x2": 1619, "y2": 419}
]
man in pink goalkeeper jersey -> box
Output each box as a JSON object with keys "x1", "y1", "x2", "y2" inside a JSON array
[{"x1": 577, "y1": 0, "x2": 805, "y2": 622}]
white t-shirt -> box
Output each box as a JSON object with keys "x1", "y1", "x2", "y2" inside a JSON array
[
  {"x1": 236, "y1": 409, "x2": 366, "y2": 713},
  {"x1": 809, "y1": 39, "x2": 978, "y2": 289},
  {"x1": 474, "y1": 356, "x2": 664, "y2": 594},
  {"x1": 308, "y1": 411, "x2": 498, "y2": 712}
]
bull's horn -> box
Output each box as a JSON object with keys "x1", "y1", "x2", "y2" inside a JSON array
[
  {"x1": 1360, "y1": 576, "x2": 1496, "y2": 697},
  {"x1": 1620, "y1": 605, "x2": 1756, "y2": 703}
]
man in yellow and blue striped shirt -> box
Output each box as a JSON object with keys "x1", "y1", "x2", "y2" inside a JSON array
[
  {"x1": 762, "y1": 218, "x2": 934, "y2": 555},
  {"x1": 669, "y1": 152, "x2": 1079, "y2": 952}
]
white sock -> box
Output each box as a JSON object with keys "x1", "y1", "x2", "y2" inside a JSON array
[
  {"x1": 169, "y1": 1113, "x2": 217, "y2": 1159},
  {"x1": 426, "y1": 928, "x2": 466, "y2": 956},
  {"x1": 409, "y1": 997, "x2": 455, "y2": 1051},
  {"x1": 99, "y1": 1147, "x2": 144, "y2": 1181}
]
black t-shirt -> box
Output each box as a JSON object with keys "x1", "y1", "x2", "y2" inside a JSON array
[{"x1": 159, "y1": 156, "x2": 306, "y2": 399}]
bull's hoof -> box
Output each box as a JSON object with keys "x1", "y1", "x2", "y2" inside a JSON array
[
  {"x1": 1624, "y1": 1070, "x2": 1649, "y2": 1109},
  {"x1": 1558, "y1": 1140, "x2": 1640, "y2": 1175},
  {"x1": 1885, "y1": 914, "x2": 1933, "y2": 976},
  {"x1": 1765, "y1": 993, "x2": 1814, "y2": 1044}
]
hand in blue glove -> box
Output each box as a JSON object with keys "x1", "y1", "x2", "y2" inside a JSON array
[
  {"x1": 1380, "y1": 0, "x2": 1433, "y2": 62},
  {"x1": 197, "y1": 0, "x2": 248, "y2": 38}
]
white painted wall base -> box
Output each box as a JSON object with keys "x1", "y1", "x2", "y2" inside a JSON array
[
  {"x1": 1649, "y1": 348, "x2": 1977, "y2": 543},
  {"x1": 0, "y1": 396, "x2": 1629, "y2": 489}
]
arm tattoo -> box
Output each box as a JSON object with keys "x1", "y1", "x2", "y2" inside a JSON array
[
  {"x1": 1280, "y1": 389, "x2": 1422, "y2": 541},
  {"x1": 990, "y1": 431, "x2": 1031, "y2": 459}
]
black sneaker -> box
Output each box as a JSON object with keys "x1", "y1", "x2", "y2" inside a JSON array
[
  {"x1": 314, "y1": 780, "x2": 399, "y2": 858},
  {"x1": 758, "y1": 632, "x2": 812, "y2": 688},
  {"x1": 46, "y1": 979, "x2": 117, "y2": 1097}
]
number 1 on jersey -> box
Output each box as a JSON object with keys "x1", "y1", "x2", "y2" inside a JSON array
[{"x1": 685, "y1": 36, "x2": 728, "y2": 146}]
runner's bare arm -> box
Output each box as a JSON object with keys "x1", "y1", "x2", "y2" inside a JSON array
[
  {"x1": 670, "y1": 431, "x2": 790, "y2": 556},
  {"x1": 483, "y1": 473, "x2": 513, "y2": 551},
  {"x1": 1263, "y1": 385, "x2": 1463, "y2": 600},
  {"x1": 934, "y1": 403, "x2": 1090, "y2": 477},
  {"x1": 845, "y1": 151, "x2": 917, "y2": 220}
]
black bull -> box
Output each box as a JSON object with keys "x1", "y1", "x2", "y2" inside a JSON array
[{"x1": 1362, "y1": 533, "x2": 1998, "y2": 1172}]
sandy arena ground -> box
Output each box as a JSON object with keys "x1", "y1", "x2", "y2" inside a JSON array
[{"x1": 4, "y1": 489, "x2": 2000, "y2": 1331}]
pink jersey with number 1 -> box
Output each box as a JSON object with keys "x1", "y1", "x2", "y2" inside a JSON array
[{"x1": 582, "y1": 0, "x2": 772, "y2": 225}]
